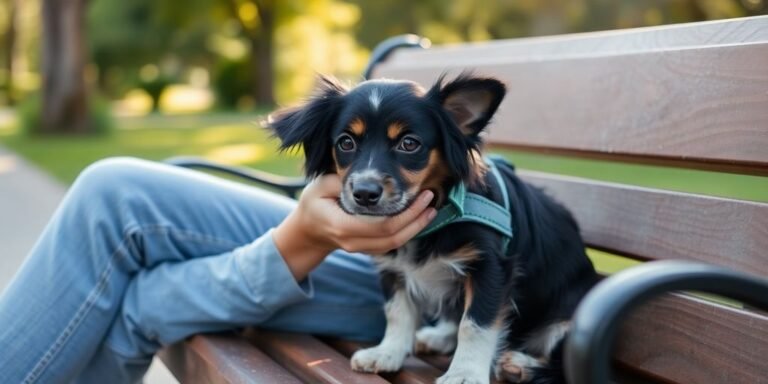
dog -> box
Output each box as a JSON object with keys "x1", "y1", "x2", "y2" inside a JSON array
[{"x1": 268, "y1": 73, "x2": 599, "y2": 384}]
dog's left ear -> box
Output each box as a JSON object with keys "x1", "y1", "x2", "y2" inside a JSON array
[
  {"x1": 268, "y1": 76, "x2": 346, "y2": 178},
  {"x1": 429, "y1": 74, "x2": 506, "y2": 137}
]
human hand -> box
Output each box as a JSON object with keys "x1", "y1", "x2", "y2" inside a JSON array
[{"x1": 273, "y1": 174, "x2": 436, "y2": 279}]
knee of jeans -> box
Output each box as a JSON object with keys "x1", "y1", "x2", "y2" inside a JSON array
[{"x1": 71, "y1": 157, "x2": 154, "y2": 204}]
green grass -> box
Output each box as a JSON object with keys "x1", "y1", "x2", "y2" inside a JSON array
[
  {"x1": 493, "y1": 150, "x2": 768, "y2": 203},
  {"x1": 0, "y1": 113, "x2": 304, "y2": 184}
]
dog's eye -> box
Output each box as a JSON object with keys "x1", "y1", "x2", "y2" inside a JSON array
[
  {"x1": 396, "y1": 136, "x2": 422, "y2": 153},
  {"x1": 336, "y1": 134, "x2": 357, "y2": 152}
]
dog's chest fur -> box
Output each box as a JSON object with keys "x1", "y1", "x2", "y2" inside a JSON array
[{"x1": 374, "y1": 240, "x2": 469, "y2": 317}]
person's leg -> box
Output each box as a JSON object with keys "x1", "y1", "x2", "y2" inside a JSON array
[{"x1": 0, "y1": 157, "x2": 384, "y2": 384}]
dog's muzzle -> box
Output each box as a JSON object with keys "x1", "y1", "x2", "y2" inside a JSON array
[{"x1": 352, "y1": 180, "x2": 383, "y2": 206}]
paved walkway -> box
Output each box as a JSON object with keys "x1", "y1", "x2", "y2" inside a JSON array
[{"x1": 0, "y1": 145, "x2": 176, "y2": 383}]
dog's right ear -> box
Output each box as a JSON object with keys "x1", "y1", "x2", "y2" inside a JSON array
[{"x1": 268, "y1": 76, "x2": 346, "y2": 178}]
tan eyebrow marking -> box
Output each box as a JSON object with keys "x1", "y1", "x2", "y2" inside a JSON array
[
  {"x1": 387, "y1": 122, "x2": 405, "y2": 140},
  {"x1": 349, "y1": 118, "x2": 365, "y2": 136}
]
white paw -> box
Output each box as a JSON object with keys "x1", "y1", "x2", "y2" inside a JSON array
[
  {"x1": 415, "y1": 325, "x2": 456, "y2": 354},
  {"x1": 494, "y1": 351, "x2": 541, "y2": 383},
  {"x1": 350, "y1": 346, "x2": 407, "y2": 373},
  {"x1": 436, "y1": 370, "x2": 488, "y2": 384}
]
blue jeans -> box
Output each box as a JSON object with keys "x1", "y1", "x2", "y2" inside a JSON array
[{"x1": 0, "y1": 157, "x2": 386, "y2": 383}]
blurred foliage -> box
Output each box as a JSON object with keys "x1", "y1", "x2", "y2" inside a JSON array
[
  {"x1": 138, "y1": 75, "x2": 175, "y2": 112},
  {"x1": 0, "y1": 0, "x2": 766, "y2": 109},
  {"x1": 350, "y1": 0, "x2": 764, "y2": 46},
  {"x1": 18, "y1": 92, "x2": 114, "y2": 136},
  {"x1": 212, "y1": 58, "x2": 253, "y2": 109}
]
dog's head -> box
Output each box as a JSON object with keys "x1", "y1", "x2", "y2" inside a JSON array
[{"x1": 269, "y1": 74, "x2": 506, "y2": 216}]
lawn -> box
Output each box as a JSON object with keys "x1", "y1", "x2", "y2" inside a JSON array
[
  {"x1": 0, "y1": 113, "x2": 304, "y2": 184},
  {"x1": 2, "y1": 112, "x2": 766, "y2": 275}
]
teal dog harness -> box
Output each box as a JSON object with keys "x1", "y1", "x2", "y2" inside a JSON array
[{"x1": 415, "y1": 156, "x2": 513, "y2": 251}]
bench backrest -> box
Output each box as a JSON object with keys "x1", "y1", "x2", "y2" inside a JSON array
[{"x1": 371, "y1": 16, "x2": 768, "y2": 384}]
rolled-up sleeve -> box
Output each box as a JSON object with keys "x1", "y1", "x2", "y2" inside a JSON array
[
  {"x1": 110, "y1": 229, "x2": 316, "y2": 354},
  {"x1": 234, "y1": 228, "x2": 314, "y2": 311}
]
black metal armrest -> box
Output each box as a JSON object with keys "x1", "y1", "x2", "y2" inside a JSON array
[
  {"x1": 363, "y1": 34, "x2": 431, "y2": 80},
  {"x1": 564, "y1": 260, "x2": 768, "y2": 384},
  {"x1": 164, "y1": 156, "x2": 307, "y2": 198}
]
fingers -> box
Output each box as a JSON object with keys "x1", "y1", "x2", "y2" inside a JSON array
[
  {"x1": 339, "y1": 205, "x2": 437, "y2": 254},
  {"x1": 334, "y1": 190, "x2": 436, "y2": 238},
  {"x1": 383, "y1": 190, "x2": 436, "y2": 233}
]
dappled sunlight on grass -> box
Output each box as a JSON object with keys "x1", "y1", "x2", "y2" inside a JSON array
[
  {"x1": 0, "y1": 111, "x2": 18, "y2": 136},
  {"x1": 113, "y1": 89, "x2": 153, "y2": 117},
  {"x1": 193, "y1": 124, "x2": 272, "y2": 146},
  {"x1": 1, "y1": 113, "x2": 299, "y2": 183},
  {"x1": 204, "y1": 143, "x2": 267, "y2": 165},
  {"x1": 118, "y1": 129, "x2": 188, "y2": 148},
  {"x1": 160, "y1": 86, "x2": 214, "y2": 114}
]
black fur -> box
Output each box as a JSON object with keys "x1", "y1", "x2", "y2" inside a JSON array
[{"x1": 268, "y1": 74, "x2": 598, "y2": 383}]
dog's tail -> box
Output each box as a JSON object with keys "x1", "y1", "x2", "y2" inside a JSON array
[{"x1": 526, "y1": 338, "x2": 567, "y2": 384}]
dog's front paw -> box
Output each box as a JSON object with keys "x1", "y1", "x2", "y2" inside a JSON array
[
  {"x1": 415, "y1": 325, "x2": 456, "y2": 354},
  {"x1": 350, "y1": 346, "x2": 407, "y2": 373},
  {"x1": 436, "y1": 371, "x2": 488, "y2": 384},
  {"x1": 494, "y1": 350, "x2": 541, "y2": 383}
]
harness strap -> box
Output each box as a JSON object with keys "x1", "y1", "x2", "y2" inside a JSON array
[{"x1": 415, "y1": 157, "x2": 513, "y2": 252}]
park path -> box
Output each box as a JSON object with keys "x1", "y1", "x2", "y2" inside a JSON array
[{"x1": 0, "y1": 144, "x2": 177, "y2": 384}]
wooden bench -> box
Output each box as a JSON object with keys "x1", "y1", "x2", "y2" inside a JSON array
[{"x1": 159, "y1": 16, "x2": 768, "y2": 384}]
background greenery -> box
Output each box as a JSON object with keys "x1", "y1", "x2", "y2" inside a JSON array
[{"x1": 1, "y1": 0, "x2": 767, "y2": 274}]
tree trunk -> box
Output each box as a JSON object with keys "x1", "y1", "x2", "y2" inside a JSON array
[
  {"x1": 224, "y1": 0, "x2": 275, "y2": 107},
  {"x1": 41, "y1": 0, "x2": 90, "y2": 134},
  {"x1": 3, "y1": 0, "x2": 16, "y2": 105},
  {"x1": 251, "y1": 1, "x2": 274, "y2": 107}
]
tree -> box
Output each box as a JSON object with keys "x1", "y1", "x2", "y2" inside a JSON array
[
  {"x1": 2, "y1": 0, "x2": 17, "y2": 105},
  {"x1": 41, "y1": 0, "x2": 89, "y2": 134},
  {"x1": 224, "y1": 0, "x2": 275, "y2": 106}
]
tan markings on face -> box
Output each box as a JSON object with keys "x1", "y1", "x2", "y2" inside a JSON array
[
  {"x1": 349, "y1": 118, "x2": 365, "y2": 136},
  {"x1": 387, "y1": 122, "x2": 405, "y2": 140},
  {"x1": 332, "y1": 149, "x2": 347, "y2": 180},
  {"x1": 401, "y1": 149, "x2": 450, "y2": 207},
  {"x1": 382, "y1": 177, "x2": 396, "y2": 199}
]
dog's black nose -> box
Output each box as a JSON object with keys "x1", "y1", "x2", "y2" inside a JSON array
[{"x1": 352, "y1": 181, "x2": 383, "y2": 206}]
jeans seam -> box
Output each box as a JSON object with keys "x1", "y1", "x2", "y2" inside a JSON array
[{"x1": 22, "y1": 236, "x2": 130, "y2": 384}]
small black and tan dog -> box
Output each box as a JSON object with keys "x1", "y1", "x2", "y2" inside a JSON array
[{"x1": 268, "y1": 74, "x2": 599, "y2": 384}]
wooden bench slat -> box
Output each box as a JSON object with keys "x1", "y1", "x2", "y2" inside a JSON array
[
  {"x1": 326, "y1": 339, "x2": 445, "y2": 384},
  {"x1": 375, "y1": 42, "x2": 768, "y2": 175},
  {"x1": 158, "y1": 334, "x2": 303, "y2": 384},
  {"x1": 243, "y1": 329, "x2": 390, "y2": 384},
  {"x1": 615, "y1": 293, "x2": 768, "y2": 384},
  {"x1": 378, "y1": 16, "x2": 768, "y2": 65},
  {"x1": 518, "y1": 171, "x2": 768, "y2": 275}
]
